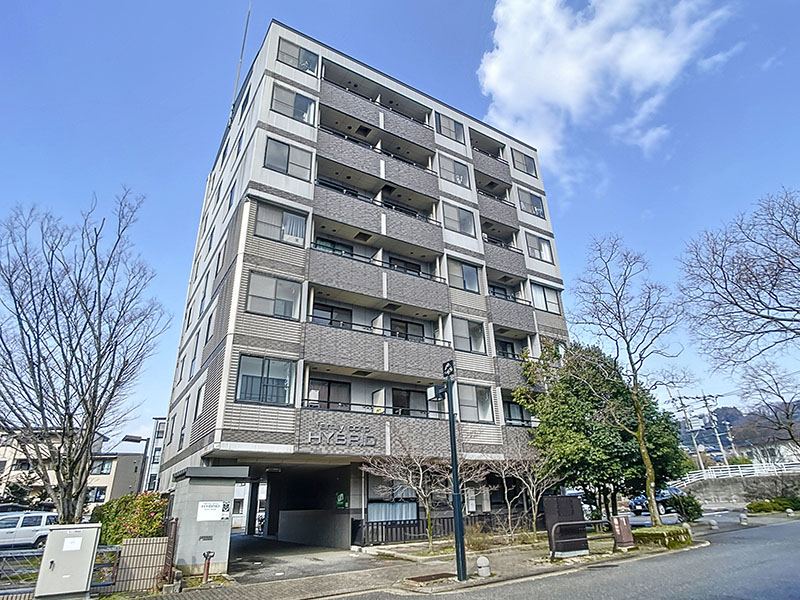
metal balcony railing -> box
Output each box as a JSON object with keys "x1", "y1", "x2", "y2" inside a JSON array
[
  {"x1": 309, "y1": 316, "x2": 450, "y2": 347},
  {"x1": 311, "y1": 242, "x2": 446, "y2": 284},
  {"x1": 477, "y1": 188, "x2": 514, "y2": 206},
  {"x1": 301, "y1": 398, "x2": 448, "y2": 420},
  {"x1": 321, "y1": 78, "x2": 433, "y2": 129},
  {"x1": 472, "y1": 145, "x2": 508, "y2": 164},
  {"x1": 483, "y1": 235, "x2": 524, "y2": 255},
  {"x1": 488, "y1": 287, "x2": 532, "y2": 306},
  {"x1": 315, "y1": 177, "x2": 440, "y2": 226}
]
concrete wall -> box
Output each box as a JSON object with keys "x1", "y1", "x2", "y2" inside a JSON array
[
  {"x1": 278, "y1": 510, "x2": 351, "y2": 548},
  {"x1": 685, "y1": 474, "x2": 800, "y2": 505}
]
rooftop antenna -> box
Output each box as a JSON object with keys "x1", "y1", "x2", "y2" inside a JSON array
[{"x1": 229, "y1": 0, "x2": 252, "y2": 125}]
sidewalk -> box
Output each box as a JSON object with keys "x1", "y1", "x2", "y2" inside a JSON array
[{"x1": 178, "y1": 540, "x2": 697, "y2": 600}]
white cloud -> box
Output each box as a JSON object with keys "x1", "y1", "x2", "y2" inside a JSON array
[
  {"x1": 697, "y1": 41, "x2": 745, "y2": 72},
  {"x1": 761, "y1": 49, "x2": 785, "y2": 71},
  {"x1": 478, "y1": 0, "x2": 732, "y2": 185}
]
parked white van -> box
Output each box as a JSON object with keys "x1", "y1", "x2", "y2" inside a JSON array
[{"x1": 0, "y1": 512, "x2": 58, "y2": 548}]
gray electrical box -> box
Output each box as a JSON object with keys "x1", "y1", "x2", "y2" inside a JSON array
[{"x1": 34, "y1": 523, "x2": 101, "y2": 600}]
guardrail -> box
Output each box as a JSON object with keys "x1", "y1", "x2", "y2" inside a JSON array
[{"x1": 669, "y1": 462, "x2": 800, "y2": 487}]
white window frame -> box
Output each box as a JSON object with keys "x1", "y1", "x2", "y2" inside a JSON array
[
  {"x1": 439, "y1": 155, "x2": 471, "y2": 188},
  {"x1": 526, "y1": 233, "x2": 553, "y2": 263},
  {"x1": 531, "y1": 283, "x2": 561, "y2": 314},
  {"x1": 442, "y1": 202, "x2": 475, "y2": 236},
  {"x1": 246, "y1": 271, "x2": 302, "y2": 320}
]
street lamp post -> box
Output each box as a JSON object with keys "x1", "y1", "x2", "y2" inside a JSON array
[{"x1": 442, "y1": 360, "x2": 467, "y2": 582}]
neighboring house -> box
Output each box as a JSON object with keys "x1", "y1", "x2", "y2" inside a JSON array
[
  {"x1": 85, "y1": 453, "x2": 146, "y2": 513},
  {"x1": 142, "y1": 417, "x2": 166, "y2": 492},
  {"x1": 741, "y1": 441, "x2": 800, "y2": 464},
  {"x1": 159, "y1": 21, "x2": 567, "y2": 551}
]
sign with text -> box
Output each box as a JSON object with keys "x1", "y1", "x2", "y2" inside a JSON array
[
  {"x1": 197, "y1": 501, "x2": 225, "y2": 522},
  {"x1": 306, "y1": 423, "x2": 378, "y2": 448}
]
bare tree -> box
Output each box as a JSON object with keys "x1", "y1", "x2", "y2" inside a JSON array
[
  {"x1": 361, "y1": 436, "x2": 449, "y2": 551},
  {"x1": 0, "y1": 191, "x2": 169, "y2": 522},
  {"x1": 739, "y1": 362, "x2": 800, "y2": 452},
  {"x1": 681, "y1": 188, "x2": 800, "y2": 367},
  {"x1": 489, "y1": 456, "x2": 527, "y2": 542},
  {"x1": 574, "y1": 235, "x2": 682, "y2": 526}
]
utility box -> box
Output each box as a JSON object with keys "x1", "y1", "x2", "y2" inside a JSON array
[
  {"x1": 34, "y1": 523, "x2": 101, "y2": 600},
  {"x1": 543, "y1": 495, "x2": 589, "y2": 558},
  {"x1": 610, "y1": 515, "x2": 635, "y2": 549}
]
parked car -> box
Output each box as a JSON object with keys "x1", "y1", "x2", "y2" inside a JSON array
[
  {"x1": 0, "y1": 511, "x2": 58, "y2": 548},
  {"x1": 629, "y1": 487, "x2": 686, "y2": 516}
]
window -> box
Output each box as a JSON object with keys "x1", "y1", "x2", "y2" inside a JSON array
[
  {"x1": 312, "y1": 304, "x2": 352, "y2": 328},
  {"x1": 45, "y1": 515, "x2": 58, "y2": 526},
  {"x1": 308, "y1": 379, "x2": 350, "y2": 410},
  {"x1": 519, "y1": 189, "x2": 545, "y2": 219},
  {"x1": 531, "y1": 283, "x2": 561, "y2": 314},
  {"x1": 222, "y1": 140, "x2": 229, "y2": 163},
  {"x1": 199, "y1": 272, "x2": 209, "y2": 314},
  {"x1": 238, "y1": 86, "x2": 250, "y2": 122},
  {"x1": 452, "y1": 318, "x2": 485, "y2": 353},
  {"x1": 0, "y1": 517, "x2": 19, "y2": 530},
  {"x1": 204, "y1": 312, "x2": 214, "y2": 344},
  {"x1": 12, "y1": 459, "x2": 31, "y2": 471},
  {"x1": 21, "y1": 515, "x2": 42, "y2": 528},
  {"x1": 264, "y1": 138, "x2": 313, "y2": 181},
  {"x1": 277, "y1": 38, "x2": 319, "y2": 74},
  {"x1": 155, "y1": 422, "x2": 166, "y2": 439},
  {"x1": 435, "y1": 113, "x2": 465, "y2": 143},
  {"x1": 496, "y1": 339, "x2": 519, "y2": 359},
  {"x1": 228, "y1": 184, "x2": 236, "y2": 209},
  {"x1": 503, "y1": 399, "x2": 532, "y2": 426},
  {"x1": 207, "y1": 227, "x2": 214, "y2": 253},
  {"x1": 152, "y1": 447, "x2": 162, "y2": 464},
  {"x1": 271, "y1": 85, "x2": 315, "y2": 125},
  {"x1": 147, "y1": 474, "x2": 157, "y2": 491},
  {"x1": 168, "y1": 415, "x2": 176, "y2": 444},
  {"x1": 315, "y1": 237, "x2": 353, "y2": 256},
  {"x1": 216, "y1": 185, "x2": 221, "y2": 206},
  {"x1": 90, "y1": 459, "x2": 112, "y2": 475},
  {"x1": 237, "y1": 132, "x2": 243, "y2": 155},
  {"x1": 448, "y1": 259, "x2": 480, "y2": 293},
  {"x1": 458, "y1": 384, "x2": 493, "y2": 423},
  {"x1": 512, "y1": 149, "x2": 537, "y2": 177},
  {"x1": 184, "y1": 305, "x2": 192, "y2": 331},
  {"x1": 236, "y1": 356, "x2": 296, "y2": 405},
  {"x1": 388, "y1": 257, "x2": 421, "y2": 277},
  {"x1": 189, "y1": 331, "x2": 200, "y2": 378},
  {"x1": 255, "y1": 202, "x2": 307, "y2": 246},
  {"x1": 194, "y1": 384, "x2": 206, "y2": 421},
  {"x1": 233, "y1": 498, "x2": 244, "y2": 515},
  {"x1": 178, "y1": 397, "x2": 190, "y2": 450},
  {"x1": 178, "y1": 356, "x2": 185, "y2": 382},
  {"x1": 390, "y1": 319, "x2": 424, "y2": 343},
  {"x1": 87, "y1": 487, "x2": 107, "y2": 503},
  {"x1": 488, "y1": 284, "x2": 511, "y2": 300},
  {"x1": 246, "y1": 272, "x2": 301, "y2": 320},
  {"x1": 526, "y1": 233, "x2": 553, "y2": 263},
  {"x1": 439, "y1": 156, "x2": 470, "y2": 188},
  {"x1": 391, "y1": 389, "x2": 429, "y2": 417},
  {"x1": 442, "y1": 203, "x2": 475, "y2": 236}
]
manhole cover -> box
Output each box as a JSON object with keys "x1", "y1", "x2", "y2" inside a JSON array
[{"x1": 407, "y1": 573, "x2": 456, "y2": 583}]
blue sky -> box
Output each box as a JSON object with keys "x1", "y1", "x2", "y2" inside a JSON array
[{"x1": 1, "y1": 1, "x2": 798, "y2": 443}]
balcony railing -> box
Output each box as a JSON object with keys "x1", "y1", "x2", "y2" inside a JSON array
[
  {"x1": 322, "y1": 78, "x2": 433, "y2": 129},
  {"x1": 484, "y1": 235, "x2": 524, "y2": 255},
  {"x1": 488, "y1": 287, "x2": 532, "y2": 306},
  {"x1": 315, "y1": 177, "x2": 440, "y2": 226},
  {"x1": 497, "y1": 349, "x2": 522, "y2": 360},
  {"x1": 472, "y1": 145, "x2": 508, "y2": 164},
  {"x1": 477, "y1": 188, "x2": 514, "y2": 206},
  {"x1": 311, "y1": 242, "x2": 446, "y2": 284},
  {"x1": 309, "y1": 315, "x2": 451, "y2": 347},
  {"x1": 319, "y1": 124, "x2": 435, "y2": 173},
  {"x1": 302, "y1": 398, "x2": 447, "y2": 420}
]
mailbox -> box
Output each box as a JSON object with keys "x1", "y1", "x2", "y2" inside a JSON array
[{"x1": 34, "y1": 523, "x2": 101, "y2": 600}]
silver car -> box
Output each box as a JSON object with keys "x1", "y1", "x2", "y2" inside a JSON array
[{"x1": 0, "y1": 511, "x2": 58, "y2": 548}]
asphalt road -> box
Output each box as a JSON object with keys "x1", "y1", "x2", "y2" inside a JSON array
[{"x1": 345, "y1": 518, "x2": 800, "y2": 600}]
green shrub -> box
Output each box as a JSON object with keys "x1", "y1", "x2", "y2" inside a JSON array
[
  {"x1": 666, "y1": 492, "x2": 703, "y2": 522},
  {"x1": 728, "y1": 456, "x2": 752, "y2": 465},
  {"x1": 746, "y1": 497, "x2": 800, "y2": 513},
  {"x1": 91, "y1": 492, "x2": 168, "y2": 545},
  {"x1": 632, "y1": 525, "x2": 692, "y2": 549}
]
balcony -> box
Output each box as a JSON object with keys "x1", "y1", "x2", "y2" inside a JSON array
[
  {"x1": 308, "y1": 245, "x2": 449, "y2": 314},
  {"x1": 483, "y1": 237, "x2": 527, "y2": 278},
  {"x1": 317, "y1": 123, "x2": 439, "y2": 199},
  {"x1": 472, "y1": 147, "x2": 512, "y2": 186},
  {"x1": 303, "y1": 319, "x2": 453, "y2": 381},
  {"x1": 321, "y1": 61, "x2": 435, "y2": 150},
  {"x1": 495, "y1": 356, "x2": 525, "y2": 389},
  {"x1": 478, "y1": 191, "x2": 518, "y2": 228},
  {"x1": 488, "y1": 293, "x2": 536, "y2": 332}
]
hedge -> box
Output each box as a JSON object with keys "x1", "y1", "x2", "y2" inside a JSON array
[
  {"x1": 90, "y1": 492, "x2": 168, "y2": 545},
  {"x1": 746, "y1": 497, "x2": 800, "y2": 513},
  {"x1": 632, "y1": 526, "x2": 692, "y2": 549}
]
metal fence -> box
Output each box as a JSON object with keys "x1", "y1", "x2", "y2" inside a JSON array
[
  {"x1": 670, "y1": 462, "x2": 800, "y2": 487},
  {"x1": 0, "y1": 545, "x2": 120, "y2": 597},
  {"x1": 362, "y1": 512, "x2": 535, "y2": 546}
]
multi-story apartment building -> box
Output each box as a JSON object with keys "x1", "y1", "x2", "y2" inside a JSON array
[
  {"x1": 142, "y1": 417, "x2": 166, "y2": 492},
  {"x1": 160, "y1": 21, "x2": 568, "y2": 550}
]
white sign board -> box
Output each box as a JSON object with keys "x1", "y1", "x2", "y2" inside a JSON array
[{"x1": 197, "y1": 501, "x2": 224, "y2": 521}]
